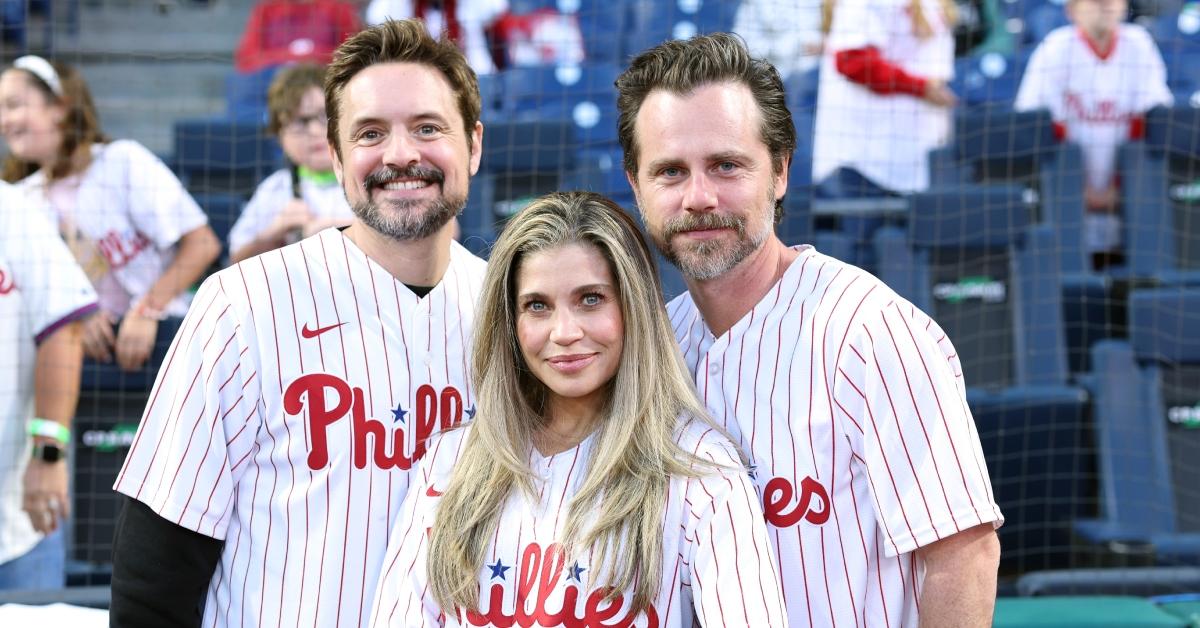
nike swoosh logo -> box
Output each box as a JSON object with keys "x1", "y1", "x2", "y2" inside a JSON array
[
  {"x1": 301, "y1": 321, "x2": 346, "y2": 339},
  {"x1": 426, "y1": 486, "x2": 443, "y2": 498}
]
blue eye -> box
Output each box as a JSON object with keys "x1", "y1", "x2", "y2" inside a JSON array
[{"x1": 582, "y1": 293, "x2": 602, "y2": 306}]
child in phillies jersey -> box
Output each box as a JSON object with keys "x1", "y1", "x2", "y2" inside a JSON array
[
  {"x1": 368, "y1": 191, "x2": 786, "y2": 627},
  {"x1": 1015, "y1": 0, "x2": 1172, "y2": 268},
  {"x1": 228, "y1": 63, "x2": 354, "y2": 264},
  {"x1": 0, "y1": 56, "x2": 221, "y2": 371}
]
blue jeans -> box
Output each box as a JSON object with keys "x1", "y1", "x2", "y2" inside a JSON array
[{"x1": 0, "y1": 527, "x2": 66, "y2": 591}]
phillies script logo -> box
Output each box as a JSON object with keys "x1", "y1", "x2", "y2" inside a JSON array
[
  {"x1": 96, "y1": 230, "x2": 152, "y2": 271},
  {"x1": 283, "y1": 373, "x2": 463, "y2": 471},
  {"x1": 0, "y1": 269, "x2": 14, "y2": 295},
  {"x1": 763, "y1": 476, "x2": 831, "y2": 528},
  {"x1": 453, "y1": 542, "x2": 660, "y2": 627}
]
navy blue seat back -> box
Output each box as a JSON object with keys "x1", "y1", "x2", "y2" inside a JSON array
[
  {"x1": 876, "y1": 184, "x2": 1067, "y2": 389},
  {"x1": 1124, "y1": 106, "x2": 1200, "y2": 279},
  {"x1": 173, "y1": 117, "x2": 282, "y2": 195},
  {"x1": 951, "y1": 51, "x2": 1030, "y2": 108}
]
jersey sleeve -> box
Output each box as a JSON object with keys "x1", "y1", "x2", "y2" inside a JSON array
[
  {"x1": 1014, "y1": 38, "x2": 1056, "y2": 115},
  {"x1": 1132, "y1": 31, "x2": 1173, "y2": 112},
  {"x1": 684, "y1": 433, "x2": 788, "y2": 627},
  {"x1": 113, "y1": 272, "x2": 263, "y2": 540},
  {"x1": 119, "y1": 141, "x2": 209, "y2": 249},
  {"x1": 228, "y1": 170, "x2": 289, "y2": 254},
  {"x1": 832, "y1": 301, "x2": 1003, "y2": 557},
  {"x1": 4, "y1": 192, "x2": 99, "y2": 341}
]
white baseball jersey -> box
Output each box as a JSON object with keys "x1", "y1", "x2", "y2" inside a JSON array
[
  {"x1": 368, "y1": 419, "x2": 787, "y2": 627},
  {"x1": 228, "y1": 168, "x2": 355, "y2": 254},
  {"x1": 114, "y1": 227, "x2": 486, "y2": 627},
  {"x1": 1015, "y1": 24, "x2": 1172, "y2": 192},
  {"x1": 669, "y1": 245, "x2": 1003, "y2": 628},
  {"x1": 0, "y1": 183, "x2": 98, "y2": 564},
  {"x1": 733, "y1": 0, "x2": 824, "y2": 79},
  {"x1": 812, "y1": 0, "x2": 955, "y2": 193},
  {"x1": 18, "y1": 139, "x2": 209, "y2": 318}
]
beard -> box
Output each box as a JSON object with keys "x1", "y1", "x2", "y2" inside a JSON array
[
  {"x1": 351, "y1": 165, "x2": 465, "y2": 241},
  {"x1": 650, "y1": 189, "x2": 774, "y2": 281}
]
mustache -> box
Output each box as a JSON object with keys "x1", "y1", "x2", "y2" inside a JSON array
[
  {"x1": 363, "y1": 165, "x2": 445, "y2": 190},
  {"x1": 661, "y1": 212, "x2": 746, "y2": 240}
]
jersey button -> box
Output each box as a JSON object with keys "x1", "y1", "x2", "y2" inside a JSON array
[{"x1": 708, "y1": 362, "x2": 720, "y2": 375}]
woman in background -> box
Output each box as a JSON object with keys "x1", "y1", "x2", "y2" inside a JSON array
[
  {"x1": 368, "y1": 191, "x2": 786, "y2": 627},
  {"x1": 0, "y1": 55, "x2": 220, "y2": 371}
]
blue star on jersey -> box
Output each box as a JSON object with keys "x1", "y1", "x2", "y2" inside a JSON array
[
  {"x1": 568, "y1": 561, "x2": 587, "y2": 582},
  {"x1": 465, "y1": 404, "x2": 477, "y2": 420},
  {"x1": 487, "y1": 559, "x2": 510, "y2": 581},
  {"x1": 391, "y1": 403, "x2": 407, "y2": 423}
]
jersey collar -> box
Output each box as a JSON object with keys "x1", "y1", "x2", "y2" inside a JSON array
[{"x1": 1078, "y1": 26, "x2": 1119, "y2": 62}]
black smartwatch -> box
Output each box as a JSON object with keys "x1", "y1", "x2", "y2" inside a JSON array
[{"x1": 31, "y1": 442, "x2": 66, "y2": 463}]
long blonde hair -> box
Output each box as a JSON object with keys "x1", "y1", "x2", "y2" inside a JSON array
[{"x1": 428, "y1": 191, "x2": 726, "y2": 615}]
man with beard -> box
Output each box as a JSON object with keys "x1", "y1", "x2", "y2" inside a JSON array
[
  {"x1": 616, "y1": 33, "x2": 1004, "y2": 627},
  {"x1": 109, "y1": 19, "x2": 487, "y2": 628}
]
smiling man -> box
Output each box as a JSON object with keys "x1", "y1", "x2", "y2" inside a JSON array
[
  {"x1": 617, "y1": 33, "x2": 1003, "y2": 628},
  {"x1": 109, "y1": 19, "x2": 488, "y2": 628}
]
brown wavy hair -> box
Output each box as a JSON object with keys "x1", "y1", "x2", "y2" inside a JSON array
[
  {"x1": 615, "y1": 32, "x2": 796, "y2": 224},
  {"x1": 323, "y1": 18, "x2": 481, "y2": 158}
]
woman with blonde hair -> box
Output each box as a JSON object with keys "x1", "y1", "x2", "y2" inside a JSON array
[
  {"x1": 368, "y1": 191, "x2": 785, "y2": 627},
  {"x1": 0, "y1": 56, "x2": 220, "y2": 371}
]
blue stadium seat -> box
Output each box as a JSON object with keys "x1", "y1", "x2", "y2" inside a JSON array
[
  {"x1": 1017, "y1": 567, "x2": 1200, "y2": 597},
  {"x1": 224, "y1": 66, "x2": 279, "y2": 123},
  {"x1": 1161, "y1": 48, "x2": 1200, "y2": 102},
  {"x1": 1151, "y1": 9, "x2": 1200, "y2": 52},
  {"x1": 479, "y1": 119, "x2": 575, "y2": 174},
  {"x1": 621, "y1": 0, "x2": 735, "y2": 58},
  {"x1": 785, "y1": 68, "x2": 820, "y2": 113},
  {"x1": 1074, "y1": 287, "x2": 1200, "y2": 564},
  {"x1": 573, "y1": 0, "x2": 631, "y2": 63},
  {"x1": 1023, "y1": 1, "x2": 1069, "y2": 45},
  {"x1": 1121, "y1": 106, "x2": 1200, "y2": 282},
  {"x1": 970, "y1": 385, "x2": 1094, "y2": 573},
  {"x1": 1061, "y1": 273, "x2": 1119, "y2": 377},
  {"x1": 874, "y1": 184, "x2": 1069, "y2": 389},
  {"x1": 951, "y1": 50, "x2": 1031, "y2": 107},
  {"x1": 930, "y1": 108, "x2": 1090, "y2": 275},
  {"x1": 173, "y1": 117, "x2": 282, "y2": 194},
  {"x1": 193, "y1": 192, "x2": 244, "y2": 260},
  {"x1": 499, "y1": 62, "x2": 621, "y2": 118}
]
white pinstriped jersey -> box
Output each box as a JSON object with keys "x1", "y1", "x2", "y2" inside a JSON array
[
  {"x1": 114, "y1": 227, "x2": 487, "y2": 628},
  {"x1": 1015, "y1": 24, "x2": 1173, "y2": 192},
  {"x1": 668, "y1": 245, "x2": 1003, "y2": 628},
  {"x1": 367, "y1": 419, "x2": 788, "y2": 627}
]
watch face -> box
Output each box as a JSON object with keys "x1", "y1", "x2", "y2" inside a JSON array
[{"x1": 34, "y1": 443, "x2": 64, "y2": 463}]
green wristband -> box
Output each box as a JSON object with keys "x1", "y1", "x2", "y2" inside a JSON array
[{"x1": 28, "y1": 418, "x2": 70, "y2": 444}]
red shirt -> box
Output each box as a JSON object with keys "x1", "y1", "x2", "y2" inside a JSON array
[{"x1": 235, "y1": 0, "x2": 362, "y2": 73}]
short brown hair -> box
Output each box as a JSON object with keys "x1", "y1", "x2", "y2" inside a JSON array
[
  {"x1": 267, "y1": 63, "x2": 326, "y2": 136},
  {"x1": 1, "y1": 61, "x2": 109, "y2": 183},
  {"x1": 615, "y1": 33, "x2": 796, "y2": 222},
  {"x1": 324, "y1": 19, "x2": 481, "y2": 157}
]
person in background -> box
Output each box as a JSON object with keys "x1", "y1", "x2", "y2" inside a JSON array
[
  {"x1": 368, "y1": 191, "x2": 786, "y2": 627},
  {"x1": 732, "y1": 0, "x2": 826, "y2": 80},
  {"x1": 228, "y1": 63, "x2": 354, "y2": 263},
  {"x1": 0, "y1": 56, "x2": 220, "y2": 372},
  {"x1": 235, "y1": 0, "x2": 362, "y2": 74},
  {"x1": 1015, "y1": 0, "x2": 1172, "y2": 269},
  {"x1": 0, "y1": 181, "x2": 98, "y2": 591},
  {"x1": 810, "y1": 0, "x2": 958, "y2": 267},
  {"x1": 364, "y1": 0, "x2": 507, "y2": 74}
]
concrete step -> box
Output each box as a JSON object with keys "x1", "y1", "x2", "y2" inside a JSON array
[{"x1": 51, "y1": 0, "x2": 253, "y2": 58}]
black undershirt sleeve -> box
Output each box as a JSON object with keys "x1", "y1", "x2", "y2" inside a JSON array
[{"x1": 109, "y1": 495, "x2": 224, "y2": 628}]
